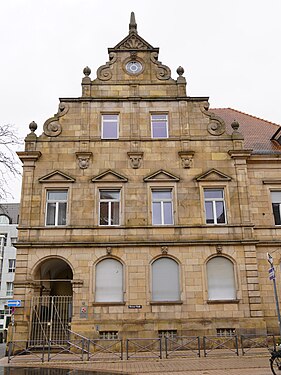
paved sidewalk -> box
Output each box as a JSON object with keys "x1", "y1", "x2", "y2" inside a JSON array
[{"x1": 0, "y1": 353, "x2": 274, "y2": 375}]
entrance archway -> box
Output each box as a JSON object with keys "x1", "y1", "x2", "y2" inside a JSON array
[{"x1": 30, "y1": 257, "x2": 73, "y2": 343}]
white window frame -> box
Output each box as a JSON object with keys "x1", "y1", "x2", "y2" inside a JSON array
[
  {"x1": 0, "y1": 215, "x2": 9, "y2": 225},
  {"x1": 8, "y1": 259, "x2": 16, "y2": 273},
  {"x1": 99, "y1": 189, "x2": 121, "y2": 226},
  {"x1": 271, "y1": 191, "x2": 281, "y2": 225},
  {"x1": 45, "y1": 190, "x2": 68, "y2": 226},
  {"x1": 6, "y1": 282, "x2": 13, "y2": 297},
  {"x1": 152, "y1": 189, "x2": 174, "y2": 225},
  {"x1": 151, "y1": 114, "x2": 169, "y2": 139},
  {"x1": 204, "y1": 188, "x2": 227, "y2": 224},
  {"x1": 101, "y1": 114, "x2": 119, "y2": 139}
]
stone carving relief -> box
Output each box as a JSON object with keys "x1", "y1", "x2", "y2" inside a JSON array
[
  {"x1": 201, "y1": 103, "x2": 226, "y2": 136},
  {"x1": 178, "y1": 151, "x2": 195, "y2": 168},
  {"x1": 75, "y1": 152, "x2": 92, "y2": 169},
  {"x1": 119, "y1": 36, "x2": 148, "y2": 50},
  {"x1": 161, "y1": 246, "x2": 168, "y2": 254},
  {"x1": 150, "y1": 52, "x2": 171, "y2": 81},
  {"x1": 43, "y1": 102, "x2": 69, "y2": 137},
  {"x1": 96, "y1": 52, "x2": 117, "y2": 81},
  {"x1": 127, "y1": 152, "x2": 143, "y2": 169}
]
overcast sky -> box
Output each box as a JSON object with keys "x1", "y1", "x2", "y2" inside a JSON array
[{"x1": 1, "y1": 0, "x2": 281, "y2": 202}]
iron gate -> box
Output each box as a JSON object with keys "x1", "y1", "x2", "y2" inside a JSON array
[{"x1": 29, "y1": 296, "x2": 72, "y2": 344}]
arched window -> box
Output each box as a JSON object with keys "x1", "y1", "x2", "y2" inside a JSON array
[
  {"x1": 152, "y1": 257, "x2": 180, "y2": 301},
  {"x1": 207, "y1": 256, "x2": 236, "y2": 300},
  {"x1": 0, "y1": 215, "x2": 9, "y2": 225},
  {"x1": 95, "y1": 259, "x2": 123, "y2": 302}
]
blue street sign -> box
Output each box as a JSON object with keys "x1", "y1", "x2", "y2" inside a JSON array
[
  {"x1": 7, "y1": 300, "x2": 21, "y2": 307},
  {"x1": 269, "y1": 267, "x2": 275, "y2": 281}
]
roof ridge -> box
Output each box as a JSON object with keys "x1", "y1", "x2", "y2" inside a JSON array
[{"x1": 211, "y1": 107, "x2": 280, "y2": 127}]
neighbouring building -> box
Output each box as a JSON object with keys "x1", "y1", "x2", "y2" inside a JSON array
[
  {"x1": 11, "y1": 13, "x2": 281, "y2": 343},
  {"x1": 0, "y1": 204, "x2": 19, "y2": 341}
]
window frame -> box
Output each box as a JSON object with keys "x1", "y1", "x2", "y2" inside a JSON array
[
  {"x1": 8, "y1": 259, "x2": 16, "y2": 273},
  {"x1": 206, "y1": 256, "x2": 237, "y2": 302},
  {"x1": 6, "y1": 282, "x2": 13, "y2": 297},
  {"x1": 151, "y1": 257, "x2": 181, "y2": 303},
  {"x1": 0, "y1": 215, "x2": 10, "y2": 225},
  {"x1": 151, "y1": 188, "x2": 174, "y2": 225},
  {"x1": 101, "y1": 114, "x2": 119, "y2": 140},
  {"x1": 45, "y1": 189, "x2": 68, "y2": 226},
  {"x1": 151, "y1": 113, "x2": 169, "y2": 139},
  {"x1": 271, "y1": 191, "x2": 281, "y2": 225},
  {"x1": 203, "y1": 188, "x2": 227, "y2": 225},
  {"x1": 98, "y1": 189, "x2": 121, "y2": 226}
]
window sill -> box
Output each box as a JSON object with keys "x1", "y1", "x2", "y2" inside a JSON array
[
  {"x1": 92, "y1": 302, "x2": 125, "y2": 306},
  {"x1": 150, "y1": 301, "x2": 183, "y2": 305},
  {"x1": 207, "y1": 299, "x2": 240, "y2": 304}
]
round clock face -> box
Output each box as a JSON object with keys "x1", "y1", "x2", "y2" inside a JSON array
[{"x1": 126, "y1": 61, "x2": 143, "y2": 74}]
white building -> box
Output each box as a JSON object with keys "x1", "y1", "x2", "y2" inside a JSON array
[{"x1": 0, "y1": 204, "x2": 19, "y2": 340}]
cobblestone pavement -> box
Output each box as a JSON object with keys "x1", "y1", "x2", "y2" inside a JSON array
[{"x1": 0, "y1": 354, "x2": 274, "y2": 375}]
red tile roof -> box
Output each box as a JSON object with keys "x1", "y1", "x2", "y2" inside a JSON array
[{"x1": 210, "y1": 108, "x2": 281, "y2": 153}]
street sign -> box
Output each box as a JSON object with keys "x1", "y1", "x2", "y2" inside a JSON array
[
  {"x1": 7, "y1": 300, "x2": 21, "y2": 307},
  {"x1": 269, "y1": 267, "x2": 275, "y2": 281}
]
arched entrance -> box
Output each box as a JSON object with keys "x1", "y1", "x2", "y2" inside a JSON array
[{"x1": 30, "y1": 258, "x2": 73, "y2": 343}]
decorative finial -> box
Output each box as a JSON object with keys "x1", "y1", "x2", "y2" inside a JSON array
[
  {"x1": 29, "y1": 121, "x2": 37, "y2": 133},
  {"x1": 231, "y1": 119, "x2": 240, "y2": 133},
  {"x1": 83, "y1": 66, "x2": 91, "y2": 77},
  {"x1": 129, "y1": 12, "x2": 137, "y2": 34},
  {"x1": 177, "y1": 66, "x2": 184, "y2": 76}
]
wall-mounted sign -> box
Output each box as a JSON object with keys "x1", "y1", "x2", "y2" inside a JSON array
[{"x1": 80, "y1": 306, "x2": 88, "y2": 318}]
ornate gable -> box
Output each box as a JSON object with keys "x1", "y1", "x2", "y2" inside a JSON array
[
  {"x1": 144, "y1": 170, "x2": 180, "y2": 182},
  {"x1": 91, "y1": 169, "x2": 128, "y2": 183},
  {"x1": 195, "y1": 169, "x2": 232, "y2": 182},
  {"x1": 38, "y1": 170, "x2": 76, "y2": 183}
]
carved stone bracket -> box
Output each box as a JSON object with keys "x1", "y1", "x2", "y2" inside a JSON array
[
  {"x1": 106, "y1": 247, "x2": 112, "y2": 255},
  {"x1": 127, "y1": 151, "x2": 143, "y2": 169},
  {"x1": 97, "y1": 52, "x2": 117, "y2": 81},
  {"x1": 150, "y1": 52, "x2": 171, "y2": 81},
  {"x1": 43, "y1": 102, "x2": 69, "y2": 137},
  {"x1": 178, "y1": 151, "x2": 195, "y2": 168},
  {"x1": 161, "y1": 246, "x2": 168, "y2": 254},
  {"x1": 201, "y1": 103, "x2": 226, "y2": 136},
  {"x1": 75, "y1": 152, "x2": 93, "y2": 169},
  {"x1": 216, "y1": 244, "x2": 223, "y2": 254}
]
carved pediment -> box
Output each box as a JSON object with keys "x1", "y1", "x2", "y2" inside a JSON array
[
  {"x1": 38, "y1": 170, "x2": 76, "y2": 183},
  {"x1": 91, "y1": 169, "x2": 128, "y2": 183},
  {"x1": 144, "y1": 170, "x2": 180, "y2": 182},
  {"x1": 195, "y1": 169, "x2": 232, "y2": 182},
  {"x1": 112, "y1": 33, "x2": 156, "y2": 51}
]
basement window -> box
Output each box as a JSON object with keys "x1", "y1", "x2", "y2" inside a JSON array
[
  {"x1": 216, "y1": 328, "x2": 236, "y2": 337},
  {"x1": 99, "y1": 331, "x2": 118, "y2": 340},
  {"x1": 158, "y1": 330, "x2": 177, "y2": 339}
]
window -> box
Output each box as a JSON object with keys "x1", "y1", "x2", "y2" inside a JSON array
[
  {"x1": 6, "y1": 282, "x2": 13, "y2": 297},
  {"x1": 99, "y1": 331, "x2": 118, "y2": 339},
  {"x1": 152, "y1": 258, "x2": 180, "y2": 302},
  {"x1": 46, "y1": 190, "x2": 67, "y2": 226},
  {"x1": 151, "y1": 114, "x2": 168, "y2": 138},
  {"x1": 8, "y1": 259, "x2": 16, "y2": 273},
  {"x1": 216, "y1": 328, "x2": 236, "y2": 337},
  {"x1": 158, "y1": 330, "x2": 177, "y2": 339},
  {"x1": 99, "y1": 190, "x2": 120, "y2": 226},
  {"x1": 0, "y1": 215, "x2": 9, "y2": 224},
  {"x1": 207, "y1": 257, "x2": 236, "y2": 300},
  {"x1": 95, "y1": 259, "x2": 123, "y2": 302},
  {"x1": 101, "y1": 114, "x2": 119, "y2": 139},
  {"x1": 204, "y1": 189, "x2": 226, "y2": 224},
  {"x1": 152, "y1": 189, "x2": 173, "y2": 225},
  {"x1": 271, "y1": 191, "x2": 281, "y2": 225},
  {"x1": 0, "y1": 234, "x2": 7, "y2": 247},
  {"x1": 0, "y1": 310, "x2": 4, "y2": 319}
]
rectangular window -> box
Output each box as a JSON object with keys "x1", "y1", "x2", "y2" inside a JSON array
[
  {"x1": 158, "y1": 330, "x2": 177, "y2": 339},
  {"x1": 99, "y1": 190, "x2": 120, "y2": 226},
  {"x1": 0, "y1": 310, "x2": 4, "y2": 320},
  {"x1": 216, "y1": 328, "x2": 236, "y2": 337},
  {"x1": 101, "y1": 114, "x2": 119, "y2": 139},
  {"x1": 271, "y1": 191, "x2": 281, "y2": 225},
  {"x1": 152, "y1": 189, "x2": 173, "y2": 225},
  {"x1": 204, "y1": 189, "x2": 226, "y2": 224},
  {"x1": 99, "y1": 331, "x2": 118, "y2": 340},
  {"x1": 151, "y1": 114, "x2": 168, "y2": 138},
  {"x1": 0, "y1": 234, "x2": 8, "y2": 247},
  {"x1": 6, "y1": 282, "x2": 13, "y2": 297},
  {"x1": 46, "y1": 190, "x2": 68, "y2": 226},
  {"x1": 8, "y1": 259, "x2": 16, "y2": 273}
]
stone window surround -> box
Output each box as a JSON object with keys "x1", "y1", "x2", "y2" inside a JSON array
[
  {"x1": 101, "y1": 113, "x2": 119, "y2": 140},
  {"x1": 150, "y1": 112, "x2": 169, "y2": 139}
]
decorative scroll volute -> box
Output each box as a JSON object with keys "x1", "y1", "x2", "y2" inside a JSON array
[
  {"x1": 201, "y1": 103, "x2": 226, "y2": 136},
  {"x1": 96, "y1": 52, "x2": 117, "y2": 81},
  {"x1": 150, "y1": 52, "x2": 171, "y2": 81},
  {"x1": 43, "y1": 102, "x2": 69, "y2": 137}
]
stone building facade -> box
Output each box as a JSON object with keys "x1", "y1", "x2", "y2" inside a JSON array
[{"x1": 12, "y1": 13, "x2": 281, "y2": 342}]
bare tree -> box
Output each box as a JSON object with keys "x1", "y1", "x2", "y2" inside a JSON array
[{"x1": 0, "y1": 124, "x2": 22, "y2": 201}]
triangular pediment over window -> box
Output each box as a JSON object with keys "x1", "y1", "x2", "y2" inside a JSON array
[
  {"x1": 144, "y1": 170, "x2": 180, "y2": 182},
  {"x1": 91, "y1": 169, "x2": 128, "y2": 183},
  {"x1": 195, "y1": 169, "x2": 232, "y2": 182},
  {"x1": 38, "y1": 170, "x2": 76, "y2": 183}
]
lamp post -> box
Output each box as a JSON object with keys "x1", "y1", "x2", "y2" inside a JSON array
[{"x1": 267, "y1": 253, "x2": 281, "y2": 338}]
